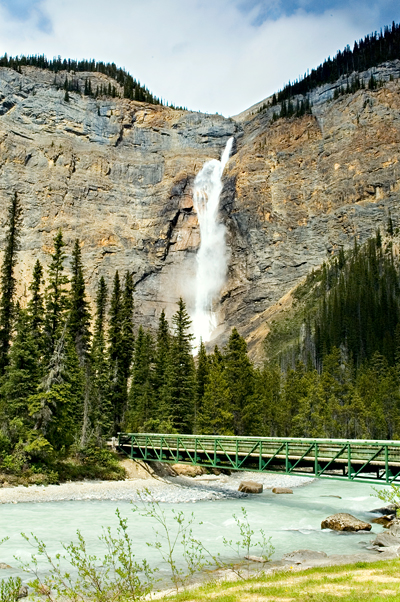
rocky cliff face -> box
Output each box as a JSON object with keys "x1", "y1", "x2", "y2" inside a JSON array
[{"x1": 0, "y1": 63, "x2": 400, "y2": 359}]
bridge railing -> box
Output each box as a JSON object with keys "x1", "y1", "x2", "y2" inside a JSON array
[{"x1": 117, "y1": 433, "x2": 400, "y2": 484}]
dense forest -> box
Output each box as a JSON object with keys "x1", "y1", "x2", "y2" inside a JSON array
[
  {"x1": 1, "y1": 195, "x2": 400, "y2": 484},
  {"x1": 0, "y1": 53, "x2": 162, "y2": 105}
]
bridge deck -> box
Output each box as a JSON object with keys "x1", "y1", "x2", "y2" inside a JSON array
[{"x1": 117, "y1": 433, "x2": 400, "y2": 484}]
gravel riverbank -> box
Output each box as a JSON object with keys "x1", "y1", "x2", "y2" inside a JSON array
[{"x1": 0, "y1": 467, "x2": 312, "y2": 504}]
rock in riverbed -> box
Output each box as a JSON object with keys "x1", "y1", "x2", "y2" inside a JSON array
[
  {"x1": 282, "y1": 550, "x2": 328, "y2": 564},
  {"x1": 272, "y1": 487, "x2": 293, "y2": 494},
  {"x1": 238, "y1": 481, "x2": 263, "y2": 494},
  {"x1": 171, "y1": 464, "x2": 206, "y2": 477},
  {"x1": 371, "y1": 515, "x2": 396, "y2": 526},
  {"x1": 321, "y1": 513, "x2": 372, "y2": 532}
]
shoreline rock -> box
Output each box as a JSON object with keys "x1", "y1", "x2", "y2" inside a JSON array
[
  {"x1": 321, "y1": 513, "x2": 372, "y2": 532},
  {"x1": 238, "y1": 481, "x2": 263, "y2": 494}
]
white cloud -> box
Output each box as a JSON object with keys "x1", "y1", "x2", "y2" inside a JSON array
[{"x1": 0, "y1": 0, "x2": 397, "y2": 115}]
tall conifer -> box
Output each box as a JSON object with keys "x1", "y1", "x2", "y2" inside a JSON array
[
  {"x1": 28, "y1": 260, "x2": 44, "y2": 347},
  {"x1": 153, "y1": 309, "x2": 172, "y2": 422},
  {"x1": 0, "y1": 193, "x2": 22, "y2": 374},
  {"x1": 91, "y1": 276, "x2": 112, "y2": 440},
  {"x1": 44, "y1": 231, "x2": 69, "y2": 358},
  {"x1": 224, "y1": 328, "x2": 254, "y2": 436},
  {"x1": 169, "y1": 298, "x2": 195, "y2": 433},
  {"x1": 69, "y1": 240, "x2": 91, "y2": 364},
  {"x1": 108, "y1": 271, "x2": 126, "y2": 431}
]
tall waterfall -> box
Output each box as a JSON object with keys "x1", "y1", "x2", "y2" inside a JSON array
[{"x1": 192, "y1": 137, "x2": 234, "y2": 348}]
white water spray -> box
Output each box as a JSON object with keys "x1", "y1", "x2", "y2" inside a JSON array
[{"x1": 192, "y1": 137, "x2": 234, "y2": 347}]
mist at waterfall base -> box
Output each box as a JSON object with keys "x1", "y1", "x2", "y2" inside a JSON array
[{"x1": 192, "y1": 137, "x2": 234, "y2": 348}]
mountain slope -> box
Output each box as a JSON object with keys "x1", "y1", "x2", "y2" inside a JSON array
[{"x1": 0, "y1": 60, "x2": 400, "y2": 359}]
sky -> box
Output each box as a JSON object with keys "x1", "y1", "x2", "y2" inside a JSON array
[{"x1": 0, "y1": 0, "x2": 399, "y2": 116}]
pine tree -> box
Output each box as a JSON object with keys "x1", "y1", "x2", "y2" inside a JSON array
[
  {"x1": 250, "y1": 363, "x2": 282, "y2": 436},
  {"x1": 69, "y1": 240, "x2": 91, "y2": 364},
  {"x1": 120, "y1": 271, "x2": 135, "y2": 383},
  {"x1": 224, "y1": 328, "x2": 254, "y2": 436},
  {"x1": 27, "y1": 259, "x2": 44, "y2": 347},
  {"x1": 108, "y1": 271, "x2": 126, "y2": 431},
  {"x1": 153, "y1": 309, "x2": 172, "y2": 422},
  {"x1": 107, "y1": 270, "x2": 135, "y2": 432},
  {"x1": 126, "y1": 326, "x2": 155, "y2": 431},
  {"x1": 195, "y1": 339, "x2": 209, "y2": 432},
  {"x1": 169, "y1": 298, "x2": 196, "y2": 433},
  {"x1": 29, "y1": 326, "x2": 84, "y2": 451},
  {"x1": 91, "y1": 276, "x2": 112, "y2": 441},
  {"x1": 44, "y1": 231, "x2": 69, "y2": 359},
  {"x1": 198, "y1": 357, "x2": 233, "y2": 435},
  {"x1": 1, "y1": 308, "x2": 41, "y2": 420},
  {"x1": 0, "y1": 192, "x2": 22, "y2": 375}
]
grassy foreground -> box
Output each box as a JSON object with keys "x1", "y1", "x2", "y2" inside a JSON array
[{"x1": 162, "y1": 559, "x2": 400, "y2": 602}]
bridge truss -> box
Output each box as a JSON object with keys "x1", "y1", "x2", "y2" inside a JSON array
[{"x1": 117, "y1": 433, "x2": 400, "y2": 484}]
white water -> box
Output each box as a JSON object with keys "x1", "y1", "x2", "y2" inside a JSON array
[{"x1": 192, "y1": 137, "x2": 234, "y2": 347}]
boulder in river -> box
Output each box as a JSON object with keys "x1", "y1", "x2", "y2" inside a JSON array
[
  {"x1": 0, "y1": 563, "x2": 11, "y2": 569},
  {"x1": 272, "y1": 487, "x2": 293, "y2": 494},
  {"x1": 282, "y1": 550, "x2": 328, "y2": 565},
  {"x1": 371, "y1": 515, "x2": 395, "y2": 526},
  {"x1": 171, "y1": 464, "x2": 206, "y2": 477},
  {"x1": 370, "y1": 504, "x2": 397, "y2": 515},
  {"x1": 238, "y1": 481, "x2": 263, "y2": 494},
  {"x1": 321, "y1": 513, "x2": 372, "y2": 532},
  {"x1": 244, "y1": 555, "x2": 267, "y2": 563}
]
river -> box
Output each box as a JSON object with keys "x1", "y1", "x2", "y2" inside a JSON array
[{"x1": 0, "y1": 476, "x2": 388, "y2": 586}]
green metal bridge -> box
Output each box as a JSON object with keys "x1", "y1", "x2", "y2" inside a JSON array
[{"x1": 117, "y1": 433, "x2": 400, "y2": 484}]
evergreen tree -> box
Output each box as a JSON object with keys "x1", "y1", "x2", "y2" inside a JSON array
[
  {"x1": 153, "y1": 309, "x2": 172, "y2": 423},
  {"x1": 224, "y1": 328, "x2": 254, "y2": 436},
  {"x1": 29, "y1": 326, "x2": 84, "y2": 451},
  {"x1": 0, "y1": 193, "x2": 22, "y2": 375},
  {"x1": 91, "y1": 276, "x2": 112, "y2": 441},
  {"x1": 126, "y1": 326, "x2": 155, "y2": 431},
  {"x1": 195, "y1": 339, "x2": 209, "y2": 431},
  {"x1": 120, "y1": 271, "x2": 135, "y2": 383},
  {"x1": 27, "y1": 259, "x2": 44, "y2": 347},
  {"x1": 69, "y1": 240, "x2": 91, "y2": 364},
  {"x1": 1, "y1": 308, "x2": 41, "y2": 420},
  {"x1": 169, "y1": 298, "x2": 196, "y2": 433},
  {"x1": 108, "y1": 271, "x2": 126, "y2": 432},
  {"x1": 44, "y1": 230, "x2": 69, "y2": 359},
  {"x1": 198, "y1": 356, "x2": 233, "y2": 435},
  {"x1": 250, "y1": 363, "x2": 282, "y2": 436}
]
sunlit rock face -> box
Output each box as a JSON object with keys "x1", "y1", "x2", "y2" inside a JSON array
[{"x1": 1, "y1": 62, "x2": 400, "y2": 360}]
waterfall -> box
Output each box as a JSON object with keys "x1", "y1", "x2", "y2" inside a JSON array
[{"x1": 192, "y1": 137, "x2": 234, "y2": 348}]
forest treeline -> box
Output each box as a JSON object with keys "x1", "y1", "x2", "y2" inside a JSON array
[
  {"x1": 0, "y1": 53, "x2": 162, "y2": 105},
  {"x1": 1, "y1": 195, "x2": 400, "y2": 482},
  {"x1": 256, "y1": 21, "x2": 400, "y2": 122},
  {"x1": 276, "y1": 21, "x2": 400, "y2": 103}
]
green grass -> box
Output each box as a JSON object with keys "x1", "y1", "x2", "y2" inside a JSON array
[{"x1": 161, "y1": 559, "x2": 400, "y2": 602}]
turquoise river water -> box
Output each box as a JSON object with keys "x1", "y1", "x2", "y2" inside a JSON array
[{"x1": 0, "y1": 478, "x2": 389, "y2": 586}]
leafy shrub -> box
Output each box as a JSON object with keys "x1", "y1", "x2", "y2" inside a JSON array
[{"x1": 0, "y1": 577, "x2": 22, "y2": 602}]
